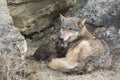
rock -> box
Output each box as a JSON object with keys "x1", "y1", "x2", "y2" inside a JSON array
[
  {"x1": 0, "y1": 0, "x2": 27, "y2": 55},
  {"x1": 7, "y1": 0, "x2": 38, "y2": 4},
  {"x1": 7, "y1": 0, "x2": 77, "y2": 37},
  {"x1": 0, "y1": 0, "x2": 27, "y2": 79},
  {"x1": 69, "y1": 0, "x2": 120, "y2": 27},
  {"x1": 94, "y1": 26, "x2": 120, "y2": 54}
]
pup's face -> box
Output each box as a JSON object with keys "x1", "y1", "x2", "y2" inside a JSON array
[{"x1": 59, "y1": 14, "x2": 86, "y2": 42}]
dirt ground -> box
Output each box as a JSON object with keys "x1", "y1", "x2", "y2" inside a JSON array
[{"x1": 23, "y1": 41, "x2": 120, "y2": 80}]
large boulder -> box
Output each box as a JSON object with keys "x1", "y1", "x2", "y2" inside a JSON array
[
  {"x1": 69, "y1": 0, "x2": 120, "y2": 27},
  {"x1": 0, "y1": 0, "x2": 27, "y2": 79},
  {"x1": 7, "y1": 0, "x2": 78, "y2": 37},
  {"x1": 0, "y1": 0, "x2": 27, "y2": 55},
  {"x1": 94, "y1": 26, "x2": 120, "y2": 54}
]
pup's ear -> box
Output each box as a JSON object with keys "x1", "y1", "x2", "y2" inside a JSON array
[
  {"x1": 60, "y1": 14, "x2": 66, "y2": 22},
  {"x1": 49, "y1": 35, "x2": 58, "y2": 42}
]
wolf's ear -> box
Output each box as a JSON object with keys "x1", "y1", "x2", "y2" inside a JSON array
[
  {"x1": 81, "y1": 17, "x2": 86, "y2": 25},
  {"x1": 60, "y1": 14, "x2": 66, "y2": 22},
  {"x1": 49, "y1": 35, "x2": 58, "y2": 42},
  {"x1": 77, "y1": 17, "x2": 86, "y2": 29},
  {"x1": 73, "y1": 17, "x2": 86, "y2": 25}
]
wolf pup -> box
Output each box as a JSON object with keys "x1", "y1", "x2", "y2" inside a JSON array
[
  {"x1": 33, "y1": 35, "x2": 58, "y2": 61},
  {"x1": 48, "y1": 14, "x2": 112, "y2": 74},
  {"x1": 33, "y1": 34, "x2": 67, "y2": 61}
]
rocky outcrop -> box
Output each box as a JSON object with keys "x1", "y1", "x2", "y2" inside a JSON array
[
  {"x1": 7, "y1": 0, "x2": 78, "y2": 38},
  {"x1": 0, "y1": 0, "x2": 27, "y2": 55},
  {"x1": 0, "y1": 0, "x2": 27, "y2": 79},
  {"x1": 94, "y1": 26, "x2": 120, "y2": 54},
  {"x1": 69, "y1": 0, "x2": 120, "y2": 27}
]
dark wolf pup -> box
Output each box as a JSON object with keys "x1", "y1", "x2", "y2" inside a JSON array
[
  {"x1": 33, "y1": 34, "x2": 67, "y2": 61},
  {"x1": 48, "y1": 14, "x2": 112, "y2": 74}
]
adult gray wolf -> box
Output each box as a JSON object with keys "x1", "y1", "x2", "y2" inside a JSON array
[{"x1": 48, "y1": 14, "x2": 112, "y2": 74}]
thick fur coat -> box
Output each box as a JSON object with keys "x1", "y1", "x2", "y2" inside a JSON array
[{"x1": 48, "y1": 15, "x2": 112, "y2": 74}]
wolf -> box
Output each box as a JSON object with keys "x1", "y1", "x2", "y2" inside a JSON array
[
  {"x1": 48, "y1": 14, "x2": 112, "y2": 74},
  {"x1": 32, "y1": 34, "x2": 67, "y2": 61}
]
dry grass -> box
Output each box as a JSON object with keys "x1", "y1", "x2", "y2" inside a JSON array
[{"x1": 0, "y1": 41, "x2": 120, "y2": 80}]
